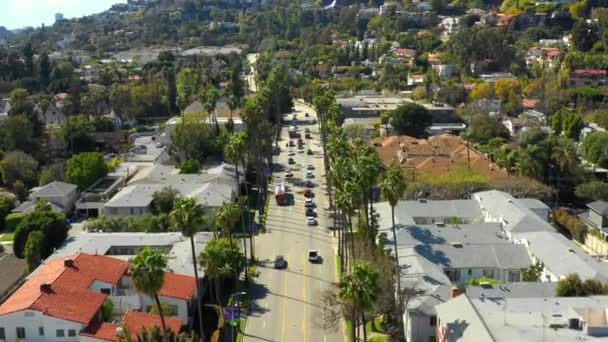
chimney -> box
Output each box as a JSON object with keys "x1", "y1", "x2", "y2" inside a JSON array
[
  {"x1": 451, "y1": 286, "x2": 464, "y2": 298},
  {"x1": 40, "y1": 282, "x2": 52, "y2": 293},
  {"x1": 64, "y1": 258, "x2": 74, "y2": 268}
]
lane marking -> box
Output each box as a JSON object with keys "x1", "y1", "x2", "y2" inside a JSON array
[
  {"x1": 280, "y1": 255, "x2": 289, "y2": 342},
  {"x1": 302, "y1": 255, "x2": 308, "y2": 342},
  {"x1": 263, "y1": 320, "x2": 266, "y2": 328}
]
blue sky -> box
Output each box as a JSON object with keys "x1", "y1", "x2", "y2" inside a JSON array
[{"x1": 0, "y1": 0, "x2": 126, "y2": 30}]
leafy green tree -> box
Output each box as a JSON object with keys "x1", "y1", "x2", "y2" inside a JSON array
[
  {"x1": 0, "y1": 196, "x2": 15, "y2": 230},
  {"x1": 389, "y1": 103, "x2": 432, "y2": 137},
  {"x1": 66, "y1": 152, "x2": 108, "y2": 189},
  {"x1": 522, "y1": 262, "x2": 544, "y2": 282},
  {"x1": 130, "y1": 248, "x2": 169, "y2": 336},
  {"x1": 556, "y1": 273, "x2": 586, "y2": 296},
  {"x1": 1, "y1": 115, "x2": 35, "y2": 152},
  {"x1": 338, "y1": 260, "x2": 380, "y2": 342},
  {"x1": 379, "y1": 163, "x2": 407, "y2": 331},
  {"x1": 13, "y1": 201, "x2": 67, "y2": 258},
  {"x1": 465, "y1": 276, "x2": 502, "y2": 285},
  {"x1": 572, "y1": 21, "x2": 600, "y2": 52},
  {"x1": 172, "y1": 118, "x2": 214, "y2": 162},
  {"x1": 151, "y1": 187, "x2": 180, "y2": 214},
  {"x1": 0, "y1": 151, "x2": 38, "y2": 187},
  {"x1": 38, "y1": 52, "x2": 51, "y2": 87},
  {"x1": 24, "y1": 230, "x2": 44, "y2": 272},
  {"x1": 199, "y1": 238, "x2": 245, "y2": 305},
  {"x1": 575, "y1": 181, "x2": 608, "y2": 201},
  {"x1": 201, "y1": 85, "x2": 219, "y2": 133},
  {"x1": 5, "y1": 212, "x2": 25, "y2": 232},
  {"x1": 470, "y1": 83, "x2": 494, "y2": 101},
  {"x1": 179, "y1": 159, "x2": 201, "y2": 174},
  {"x1": 62, "y1": 114, "x2": 95, "y2": 152},
  {"x1": 581, "y1": 131, "x2": 608, "y2": 168},
  {"x1": 463, "y1": 114, "x2": 510, "y2": 144},
  {"x1": 8, "y1": 88, "x2": 34, "y2": 117},
  {"x1": 169, "y1": 197, "x2": 208, "y2": 338},
  {"x1": 214, "y1": 201, "x2": 241, "y2": 240},
  {"x1": 39, "y1": 163, "x2": 65, "y2": 186},
  {"x1": 176, "y1": 67, "x2": 202, "y2": 111}
]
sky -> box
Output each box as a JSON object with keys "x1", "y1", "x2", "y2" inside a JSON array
[{"x1": 0, "y1": 0, "x2": 126, "y2": 30}]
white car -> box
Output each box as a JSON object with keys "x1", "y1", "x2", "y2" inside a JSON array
[
  {"x1": 305, "y1": 197, "x2": 314, "y2": 208},
  {"x1": 306, "y1": 170, "x2": 314, "y2": 178},
  {"x1": 306, "y1": 217, "x2": 317, "y2": 226},
  {"x1": 307, "y1": 164, "x2": 315, "y2": 170},
  {"x1": 288, "y1": 151, "x2": 295, "y2": 156},
  {"x1": 308, "y1": 250, "x2": 320, "y2": 262}
]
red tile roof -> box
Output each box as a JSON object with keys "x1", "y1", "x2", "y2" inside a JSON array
[
  {"x1": 521, "y1": 98, "x2": 539, "y2": 109},
  {"x1": 394, "y1": 48, "x2": 416, "y2": 57},
  {"x1": 159, "y1": 272, "x2": 196, "y2": 300},
  {"x1": 0, "y1": 253, "x2": 129, "y2": 324},
  {"x1": 80, "y1": 311, "x2": 182, "y2": 341},
  {"x1": 122, "y1": 311, "x2": 182, "y2": 338},
  {"x1": 464, "y1": 83, "x2": 477, "y2": 90}
]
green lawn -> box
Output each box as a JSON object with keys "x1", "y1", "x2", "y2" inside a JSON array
[{"x1": 0, "y1": 233, "x2": 14, "y2": 242}]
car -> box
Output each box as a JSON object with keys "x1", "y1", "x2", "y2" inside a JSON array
[
  {"x1": 308, "y1": 250, "x2": 320, "y2": 263},
  {"x1": 288, "y1": 158, "x2": 295, "y2": 164},
  {"x1": 289, "y1": 140, "x2": 295, "y2": 147},
  {"x1": 304, "y1": 189, "x2": 314, "y2": 198},
  {"x1": 307, "y1": 149, "x2": 313, "y2": 155},
  {"x1": 305, "y1": 198, "x2": 314, "y2": 208},
  {"x1": 274, "y1": 255, "x2": 288, "y2": 269},
  {"x1": 307, "y1": 164, "x2": 315, "y2": 170},
  {"x1": 305, "y1": 128, "x2": 310, "y2": 133},
  {"x1": 288, "y1": 151, "x2": 295, "y2": 156},
  {"x1": 306, "y1": 170, "x2": 314, "y2": 178},
  {"x1": 307, "y1": 217, "x2": 317, "y2": 226},
  {"x1": 305, "y1": 113, "x2": 310, "y2": 117},
  {"x1": 305, "y1": 180, "x2": 314, "y2": 188},
  {"x1": 285, "y1": 171, "x2": 294, "y2": 178},
  {"x1": 156, "y1": 142, "x2": 164, "y2": 148},
  {"x1": 312, "y1": 119, "x2": 317, "y2": 124},
  {"x1": 305, "y1": 133, "x2": 312, "y2": 139},
  {"x1": 306, "y1": 208, "x2": 315, "y2": 217}
]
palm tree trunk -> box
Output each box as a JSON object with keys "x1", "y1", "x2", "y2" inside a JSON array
[
  {"x1": 369, "y1": 187, "x2": 375, "y2": 243},
  {"x1": 391, "y1": 205, "x2": 404, "y2": 335},
  {"x1": 189, "y1": 236, "x2": 206, "y2": 341},
  {"x1": 362, "y1": 312, "x2": 368, "y2": 342},
  {"x1": 342, "y1": 210, "x2": 348, "y2": 272},
  {"x1": 350, "y1": 311, "x2": 357, "y2": 342},
  {"x1": 153, "y1": 293, "x2": 168, "y2": 338}
]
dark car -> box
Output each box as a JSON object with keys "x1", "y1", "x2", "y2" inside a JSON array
[
  {"x1": 306, "y1": 208, "x2": 315, "y2": 217},
  {"x1": 288, "y1": 158, "x2": 295, "y2": 164},
  {"x1": 305, "y1": 181, "x2": 314, "y2": 188},
  {"x1": 307, "y1": 149, "x2": 313, "y2": 155},
  {"x1": 274, "y1": 255, "x2": 288, "y2": 269},
  {"x1": 305, "y1": 133, "x2": 312, "y2": 139},
  {"x1": 304, "y1": 189, "x2": 314, "y2": 198},
  {"x1": 289, "y1": 140, "x2": 295, "y2": 147},
  {"x1": 305, "y1": 112, "x2": 310, "y2": 117}
]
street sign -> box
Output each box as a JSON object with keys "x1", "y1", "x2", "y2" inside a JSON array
[
  {"x1": 264, "y1": 167, "x2": 272, "y2": 176},
  {"x1": 225, "y1": 306, "x2": 241, "y2": 325}
]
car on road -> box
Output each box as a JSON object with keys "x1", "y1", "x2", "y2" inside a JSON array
[
  {"x1": 274, "y1": 255, "x2": 288, "y2": 269},
  {"x1": 307, "y1": 149, "x2": 314, "y2": 155},
  {"x1": 308, "y1": 250, "x2": 320, "y2": 263},
  {"x1": 304, "y1": 189, "x2": 314, "y2": 198},
  {"x1": 306, "y1": 208, "x2": 315, "y2": 217},
  {"x1": 288, "y1": 158, "x2": 295, "y2": 164},
  {"x1": 306, "y1": 217, "x2": 317, "y2": 226},
  {"x1": 305, "y1": 197, "x2": 314, "y2": 207},
  {"x1": 305, "y1": 128, "x2": 310, "y2": 133},
  {"x1": 306, "y1": 170, "x2": 314, "y2": 178},
  {"x1": 305, "y1": 180, "x2": 314, "y2": 188},
  {"x1": 305, "y1": 113, "x2": 309, "y2": 117},
  {"x1": 288, "y1": 151, "x2": 295, "y2": 156},
  {"x1": 285, "y1": 170, "x2": 294, "y2": 178},
  {"x1": 305, "y1": 133, "x2": 312, "y2": 139},
  {"x1": 307, "y1": 164, "x2": 315, "y2": 170},
  {"x1": 289, "y1": 140, "x2": 295, "y2": 147}
]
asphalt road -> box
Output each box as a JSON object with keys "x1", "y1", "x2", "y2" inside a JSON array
[{"x1": 243, "y1": 102, "x2": 343, "y2": 342}]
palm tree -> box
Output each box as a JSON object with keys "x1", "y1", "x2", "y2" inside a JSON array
[
  {"x1": 515, "y1": 146, "x2": 544, "y2": 179},
  {"x1": 130, "y1": 248, "x2": 169, "y2": 338},
  {"x1": 380, "y1": 163, "x2": 407, "y2": 328},
  {"x1": 169, "y1": 198, "x2": 207, "y2": 340},
  {"x1": 354, "y1": 140, "x2": 382, "y2": 243},
  {"x1": 551, "y1": 136, "x2": 579, "y2": 175},
  {"x1": 201, "y1": 85, "x2": 219, "y2": 135},
  {"x1": 338, "y1": 260, "x2": 380, "y2": 342},
  {"x1": 215, "y1": 201, "x2": 242, "y2": 242},
  {"x1": 199, "y1": 238, "x2": 246, "y2": 307}
]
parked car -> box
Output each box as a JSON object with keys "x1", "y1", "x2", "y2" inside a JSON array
[
  {"x1": 288, "y1": 158, "x2": 295, "y2": 164},
  {"x1": 305, "y1": 197, "x2": 314, "y2": 208},
  {"x1": 288, "y1": 151, "x2": 295, "y2": 156},
  {"x1": 305, "y1": 128, "x2": 310, "y2": 133},
  {"x1": 289, "y1": 140, "x2": 295, "y2": 147},
  {"x1": 306, "y1": 208, "x2": 315, "y2": 217},
  {"x1": 285, "y1": 170, "x2": 294, "y2": 178},
  {"x1": 304, "y1": 189, "x2": 314, "y2": 198},
  {"x1": 306, "y1": 170, "x2": 314, "y2": 178},
  {"x1": 305, "y1": 180, "x2": 314, "y2": 188},
  {"x1": 307, "y1": 149, "x2": 313, "y2": 155},
  {"x1": 305, "y1": 133, "x2": 312, "y2": 139},
  {"x1": 308, "y1": 250, "x2": 320, "y2": 263},
  {"x1": 307, "y1": 164, "x2": 315, "y2": 170},
  {"x1": 306, "y1": 217, "x2": 316, "y2": 226},
  {"x1": 305, "y1": 113, "x2": 310, "y2": 117},
  {"x1": 274, "y1": 255, "x2": 288, "y2": 269}
]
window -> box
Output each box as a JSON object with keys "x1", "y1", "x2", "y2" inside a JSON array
[
  {"x1": 16, "y1": 327, "x2": 25, "y2": 339},
  {"x1": 444, "y1": 269, "x2": 461, "y2": 282},
  {"x1": 130, "y1": 208, "x2": 134, "y2": 215},
  {"x1": 467, "y1": 269, "x2": 472, "y2": 276},
  {"x1": 0, "y1": 327, "x2": 5, "y2": 340},
  {"x1": 170, "y1": 304, "x2": 179, "y2": 316},
  {"x1": 430, "y1": 316, "x2": 437, "y2": 326},
  {"x1": 101, "y1": 288, "x2": 111, "y2": 295},
  {"x1": 483, "y1": 269, "x2": 495, "y2": 278},
  {"x1": 39, "y1": 327, "x2": 44, "y2": 336},
  {"x1": 508, "y1": 271, "x2": 521, "y2": 282},
  {"x1": 68, "y1": 330, "x2": 76, "y2": 337},
  {"x1": 56, "y1": 329, "x2": 65, "y2": 337}
]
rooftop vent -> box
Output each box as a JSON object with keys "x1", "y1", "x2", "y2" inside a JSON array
[
  {"x1": 40, "y1": 282, "x2": 52, "y2": 293},
  {"x1": 64, "y1": 258, "x2": 74, "y2": 268}
]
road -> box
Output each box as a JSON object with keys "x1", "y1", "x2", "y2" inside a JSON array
[{"x1": 243, "y1": 102, "x2": 343, "y2": 342}]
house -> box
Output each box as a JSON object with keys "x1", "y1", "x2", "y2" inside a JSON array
[
  {"x1": 0, "y1": 254, "x2": 26, "y2": 302},
  {"x1": 14, "y1": 181, "x2": 79, "y2": 214},
  {"x1": 440, "y1": 16, "x2": 464, "y2": 36},
  {"x1": 526, "y1": 46, "x2": 561, "y2": 70},
  {"x1": 502, "y1": 117, "x2": 542, "y2": 136},
  {"x1": 568, "y1": 69, "x2": 608, "y2": 87},
  {"x1": 436, "y1": 294, "x2": 608, "y2": 341},
  {"x1": 428, "y1": 54, "x2": 458, "y2": 79},
  {"x1": 392, "y1": 48, "x2": 416, "y2": 65},
  {"x1": 80, "y1": 311, "x2": 182, "y2": 342},
  {"x1": 0, "y1": 98, "x2": 10, "y2": 121},
  {"x1": 0, "y1": 253, "x2": 196, "y2": 341},
  {"x1": 51, "y1": 232, "x2": 214, "y2": 277},
  {"x1": 406, "y1": 73, "x2": 426, "y2": 88},
  {"x1": 496, "y1": 13, "x2": 517, "y2": 27}
]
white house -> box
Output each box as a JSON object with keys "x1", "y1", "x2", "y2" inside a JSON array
[
  {"x1": 14, "y1": 181, "x2": 79, "y2": 214},
  {"x1": 0, "y1": 253, "x2": 195, "y2": 341}
]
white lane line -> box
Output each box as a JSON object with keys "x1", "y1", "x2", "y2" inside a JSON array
[{"x1": 263, "y1": 320, "x2": 266, "y2": 328}]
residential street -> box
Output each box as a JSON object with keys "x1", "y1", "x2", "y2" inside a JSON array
[{"x1": 243, "y1": 102, "x2": 343, "y2": 342}]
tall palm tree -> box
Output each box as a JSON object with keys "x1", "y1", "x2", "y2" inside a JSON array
[
  {"x1": 551, "y1": 136, "x2": 579, "y2": 175},
  {"x1": 338, "y1": 260, "x2": 380, "y2": 342},
  {"x1": 354, "y1": 141, "x2": 382, "y2": 242},
  {"x1": 515, "y1": 146, "x2": 544, "y2": 179},
  {"x1": 199, "y1": 238, "x2": 246, "y2": 306},
  {"x1": 169, "y1": 198, "x2": 207, "y2": 340},
  {"x1": 215, "y1": 201, "x2": 242, "y2": 242},
  {"x1": 130, "y1": 248, "x2": 169, "y2": 338},
  {"x1": 380, "y1": 163, "x2": 407, "y2": 328}
]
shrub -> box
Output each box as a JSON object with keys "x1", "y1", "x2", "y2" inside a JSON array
[
  {"x1": 553, "y1": 208, "x2": 588, "y2": 244},
  {"x1": 5, "y1": 212, "x2": 25, "y2": 232},
  {"x1": 180, "y1": 159, "x2": 201, "y2": 174}
]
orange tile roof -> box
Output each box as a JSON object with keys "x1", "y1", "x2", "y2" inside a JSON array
[
  {"x1": 371, "y1": 134, "x2": 509, "y2": 181},
  {"x1": 80, "y1": 322, "x2": 120, "y2": 341},
  {"x1": 159, "y1": 272, "x2": 196, "y2": 300},
  {"x1": 521, "y1": 98, "x2": 539, "y2": 109},
  {"x1": 0, "y1": 253, "x2": 129, "y2": 324},
  {"x1": 122, "y1": 311, "x2": 182, "y2": 338}
]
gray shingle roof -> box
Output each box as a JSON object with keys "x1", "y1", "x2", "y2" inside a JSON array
[
  {"x1": 0, "y1": 254, "x2": 26, "y2": 298},
  {"x1": 386, "y1": 223, "x2": 506, "y2": 247},
  {"x1": 402, "y1": 243, "x2": 532, "y2": 269},
  {"x1": 588, "y1": 200, "x2": 608, "y2": 215},
  {"x1": 31, "y1": 181, "x2": 77, "y2": 198},
  {"x1": 13, "y1": 200, "x2": 64, "y2": 214}
]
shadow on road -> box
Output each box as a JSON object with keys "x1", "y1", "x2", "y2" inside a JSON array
[
  {"x1": 257, "y1": 262, "x2": 334, "y2": 284},
  {"x1": 248, "y1": 281, "x2": 270, "y2": 316},
  {"x1": 267, "y1": 227, "x2": 333, "y2": 244}
]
